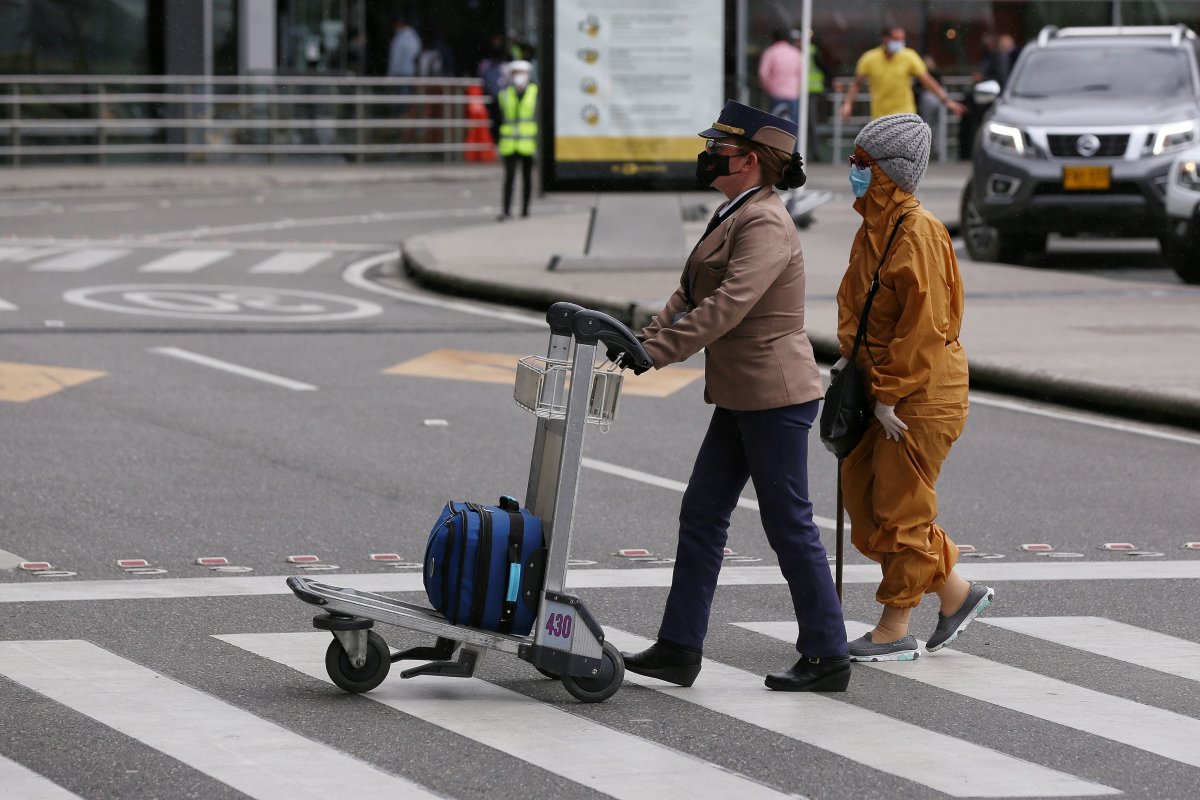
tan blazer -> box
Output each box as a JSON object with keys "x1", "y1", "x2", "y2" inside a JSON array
[{"x1": 641, "y1": 186, "x2": 824, "y2": 411}]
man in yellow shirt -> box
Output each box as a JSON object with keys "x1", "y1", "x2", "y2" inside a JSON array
[{"x1": 840, "y1": 28, "x2": 965, "y2": 121}]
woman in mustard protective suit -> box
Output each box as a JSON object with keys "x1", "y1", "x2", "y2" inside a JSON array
[{"x1": 835, "y1": 114, "x2": 994, "y2": 661}]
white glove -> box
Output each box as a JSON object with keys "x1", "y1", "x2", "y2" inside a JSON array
[
  {"x1": 830, "y1": 357, "x2": 849, "y2": 377},
  {"x1": 874, "y1": 402, "x2": 908, "y2": 441}
]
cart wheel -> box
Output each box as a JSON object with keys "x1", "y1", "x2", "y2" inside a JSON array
[
  {"x1": 535, "y1": 666, "x2": 560, "y2": 680},
  {"x1": 325, "y1": 631, "x2": 391, "y2": 694},
  {"x1": 561, "y1": 641, "x2": 624, "y2": 703}
]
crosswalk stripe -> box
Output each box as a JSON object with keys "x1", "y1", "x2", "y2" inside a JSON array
[
  {"x1": 0, "y1": 753, "x2": 84, "y2": 799},
  {"x1": 5, "y1": 561, "x2": 1200, "y2": 604},
  {"x1": 28, "y1": 248, "x2": 130, "y2": 272},
  {"x1": 218, "y1": 631, "x2": 801, "y2": 800},
  {"x1": 248, "y1": 251, "x2": 333, "y2": 274},
  {"x1": 0, "y1": 640, "x2": 441, "y2": 800},
  {"x1": 980, "y1": 616, "x2": 1200, "y2": 683},
  {"x1": 138, "y1": 249, "x2": 232, "y2": 273},
  {"x1": 0, "y1": 246, "x2": 33, "y2": 261},
  {"x1": 605, "y1": 628, "x2": 1115, "y2": 798},
  {"x1": 742, "y1": 620, "x2": 1200, "y2": 770}
]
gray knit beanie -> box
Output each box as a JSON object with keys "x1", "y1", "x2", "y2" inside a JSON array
[{"x1": 854, "y1": 113, "x2": 931, "y2": 193}]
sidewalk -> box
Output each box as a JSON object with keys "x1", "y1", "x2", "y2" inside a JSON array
[{"x1": 399, "y1": 162, "x2": 1200, "y2": 430}]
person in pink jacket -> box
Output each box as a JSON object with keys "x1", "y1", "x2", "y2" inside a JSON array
[{"x1": 758, "y1": 29, "x2": 804, "y2": 123}]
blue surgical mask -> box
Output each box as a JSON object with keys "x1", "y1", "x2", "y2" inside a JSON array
[
  {"x1": 886, "y1": 39, "x2": 905, "y2": 55},
  {"x1": 849, "y1": 165, "x2": 872, "y2": 197}
]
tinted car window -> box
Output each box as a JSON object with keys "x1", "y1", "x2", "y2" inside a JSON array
[{"x1": 1010, "y1": 48, "x2": 1193, "y2": 98}]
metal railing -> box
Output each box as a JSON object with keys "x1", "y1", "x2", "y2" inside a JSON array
[
  {"x1": 0, "y1": 74, "x2": 495, "y2": 166},
  {"x1": 824, "y1": 75, "x2": 974, "y2": 164}
]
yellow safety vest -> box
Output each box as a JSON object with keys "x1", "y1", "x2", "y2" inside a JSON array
[
  {"x1": 808, "y1": 50, "x2": 825, "y2": 93},
  {"x1": 498, "y1": 84, "x2": 538, "y2": 157}
]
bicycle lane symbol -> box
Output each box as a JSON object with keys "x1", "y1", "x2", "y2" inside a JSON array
[{"x1": 62, "y1": 284, "x2": 383, "y2": 322}]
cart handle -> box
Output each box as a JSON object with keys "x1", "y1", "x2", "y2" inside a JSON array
[
  {"x1": 545, "y1": 301, "x2": 585, "y2": 336},
  {"x1": 572, "y1": 309, "x2": 654, "y2": 372}
]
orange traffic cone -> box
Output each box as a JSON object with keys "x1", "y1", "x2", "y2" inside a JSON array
[{"x1": 465, "y1": 85, "x2": 497, "y2": 163}]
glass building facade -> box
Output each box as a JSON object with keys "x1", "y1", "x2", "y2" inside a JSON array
[{"x1": 0, "y1": 1, "x2": 1195, "y2": 79}]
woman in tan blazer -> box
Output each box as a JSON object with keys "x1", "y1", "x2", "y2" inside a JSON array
[{"x1": 617, "y1": 101, "x2": 850, "y2": 693}]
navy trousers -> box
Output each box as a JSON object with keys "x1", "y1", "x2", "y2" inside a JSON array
[{"x1": 658, "y1": 400, "x2": 848, "y2": 658}]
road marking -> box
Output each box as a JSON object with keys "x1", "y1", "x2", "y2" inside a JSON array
[
  {"x1": 0, "y1": 246, "x2": 34, "y2": 261},
  {"x1": 4, "y1": 561, "x2": 1200, "y2": 604},
  {"x1": 744, "y1": 621, "x2": 1200, "y2": 771},
  {"x1": 581, "y1": 458, "x2": 841, "y2": 531},
  {"x1": 66, "y1": 284, "x2": 381, "y2": 323},
  {"x1": 606, "y1": 628, "x2": 1115, "y2": 798},
  {"x1": 218, "y1": 631, "x2": 802, "y2": 800},
  {"x1": 71, "y1": 202, "x2": 142, "y2": 213},
  {"x1": 138, "y1": 249, "x2": 233, "y2": 273},
  {"x1": 28, "y1": 248, "x2": 131, "y2": 272},
  {"x1": 150, "y1": 347, "x2": 316, "y2": 391},
  {"x1": 0, "y1": 547, "x2": 27, "y2": 570},
  {"x1": 0, "y1": 640, "x2": 440, "y2": 800},
  {"x1": 981, "y1": 616, "x2": 1200, "y2": 683},
  {"x1": 0, "y1": 361, "x2": 108, "y2": 403},
  {"x1": 386, "y1": 351, "x2": 702, "y2": 398},
  {"x1": 0, "y1": 295, "x2": 16, "y2": 310},
  {"x1": 145, "y1": 206, "x2": 506, "y2": 242},
  {"x1": 0, "y1": 752, "x2": 84, "y2": 799},
  {"x1": 967, "y1": 394, "x2": 1200, "y2": 447},
  {"x1": 342, "y1": 251, "x2": 545, "y2": 327},
  {"x1": 248, "y1": 251, "x2": 333, "y2": 274}
]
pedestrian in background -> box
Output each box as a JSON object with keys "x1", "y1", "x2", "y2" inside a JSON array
[
  {"x1": 619, "y1": 100, "x2": 850, "y2": 693},
  {"x1": 758, "y1": 28, "x2": 804, "y2": 123},
  {"x1": 387, "y1": 18, "x2": 423, "y2": 84},
  {"x1": 798, "y1": 28, "x2": 831, "y2": 162},
  {"x1": 916, "y1": 53, "x2": 946, "y2": 156},
  {"x1": 496, "y1": 60, "x2": 537, "y2": 221},
  {"x1": 840, "y1": 27, "x2": 965, "y2": 122},
  {"x1": 834, "y1": 113, "x2": 994, "y2": 662},
  {"x1": 983, "y1": 33, "x2": 1020, "y2": 89}
]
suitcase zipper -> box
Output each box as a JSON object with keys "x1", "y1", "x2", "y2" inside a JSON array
[{"x1": 468, "y1": 503, "x2": 491, "y2": 628}]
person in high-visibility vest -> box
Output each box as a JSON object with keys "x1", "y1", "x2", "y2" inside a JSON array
[{"x1": 496, "y1": 60, "x2": 537, "y2": 221}]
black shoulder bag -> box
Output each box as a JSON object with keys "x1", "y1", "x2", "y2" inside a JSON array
[{"x1": 819, "y1": 214, "x2": 907, "y2": 459}]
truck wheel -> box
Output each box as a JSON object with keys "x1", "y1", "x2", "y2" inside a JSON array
[
  {"x1": 960, "y1": 181, "x2": 1041, "y2": 264},
  {"x1": 1163, "y1": 236, "x2": 1200, "y2": 284}
]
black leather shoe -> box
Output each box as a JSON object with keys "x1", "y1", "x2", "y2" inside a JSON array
[
  {"x1": 764, "y1": 656, "x2": 851, "y2": 692},
  {"x1": 620, "y1": 640, "x2": 702, "y2": 687}
]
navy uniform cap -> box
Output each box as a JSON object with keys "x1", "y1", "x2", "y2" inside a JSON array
[{"x1": 698, "y1": 100, "x2": 798, "y2": 154}]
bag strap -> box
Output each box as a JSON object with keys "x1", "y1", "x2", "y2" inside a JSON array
[
  {"x1": 497, "y1": 510, "x2": 525, "y2": 634},
  {"x1": 846, "y1": 214, "x2": 908, "y2": 363}
]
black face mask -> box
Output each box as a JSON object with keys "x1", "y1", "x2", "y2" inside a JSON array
[{"x1": 695, "y1": 151, "x2": 733, "y2": 185}]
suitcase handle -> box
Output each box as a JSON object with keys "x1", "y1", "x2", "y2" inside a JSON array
[
  {"x1": 546, "y1": 302, "x2": 585, "y2": 336},
  {"x1": 572, "y1": 309, "x2": 653, "y2": 372}
]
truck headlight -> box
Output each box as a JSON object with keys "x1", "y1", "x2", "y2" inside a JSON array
[
  {"x1": 1177, "y1": 159, "x2": 1200, "y2": 191},
  {"x1": 1150, "y1": 120, "x2": 1197, "y2": 155},
  {"x1": 984, "y1": 122, "x2": 1028, "y2": 156}
]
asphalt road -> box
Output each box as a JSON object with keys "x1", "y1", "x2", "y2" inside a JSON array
[{"x1": 2, "y1": 178, "x2": 1199, "y2": 800}]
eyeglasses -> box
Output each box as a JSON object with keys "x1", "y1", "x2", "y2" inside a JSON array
[
  {"x1": 848, "y1": 154, "x2": 874, "y2": 169},
  {"x1": 705, "y1": 138, "x2": 747, "y2": 156}
]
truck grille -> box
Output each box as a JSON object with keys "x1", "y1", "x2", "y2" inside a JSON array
[{"x1": 1047, "y1": 133, "x2": 1129, "y2": 158}]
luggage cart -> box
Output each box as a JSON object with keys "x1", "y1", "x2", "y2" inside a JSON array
[{"x1": 287, "y1": 302, "x2": 653, "y2": 703}]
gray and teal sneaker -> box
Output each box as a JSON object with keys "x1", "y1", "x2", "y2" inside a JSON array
[
  {"x1": 848, "y1": 632, "x2": 921, "y2": 662},
  {"x1": 926, "y1": 583, "x2": 995, "y2": 653}
]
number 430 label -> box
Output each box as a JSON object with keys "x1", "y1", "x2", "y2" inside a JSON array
[{"x1": 542, "y1": 600, "x2": 576, "y2": 650}]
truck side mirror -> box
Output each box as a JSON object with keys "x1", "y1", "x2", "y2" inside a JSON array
[{"x1": 974, "y1": 80, "x2": 1002, "y2": 106}]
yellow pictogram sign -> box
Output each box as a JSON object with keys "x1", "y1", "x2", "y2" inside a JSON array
[
  {"x1": 0, "y1": 361, "x2": 107, "y2": 403},
  {"x1": 384, "y1": 349, "x2": 701, "y2": 398}
]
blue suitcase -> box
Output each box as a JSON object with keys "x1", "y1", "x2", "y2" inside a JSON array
[{"x1": 423, "y1": 497, "x2": 545, "y2": 636}]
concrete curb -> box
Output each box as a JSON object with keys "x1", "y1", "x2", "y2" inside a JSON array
[{"x1": 398, "y1": 239, "x2": 1200, "y2": 432}]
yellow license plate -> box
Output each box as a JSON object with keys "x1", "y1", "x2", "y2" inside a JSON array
[{"x1": 1062, "y1": 165, "x2": 1111, "y2": 190}]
